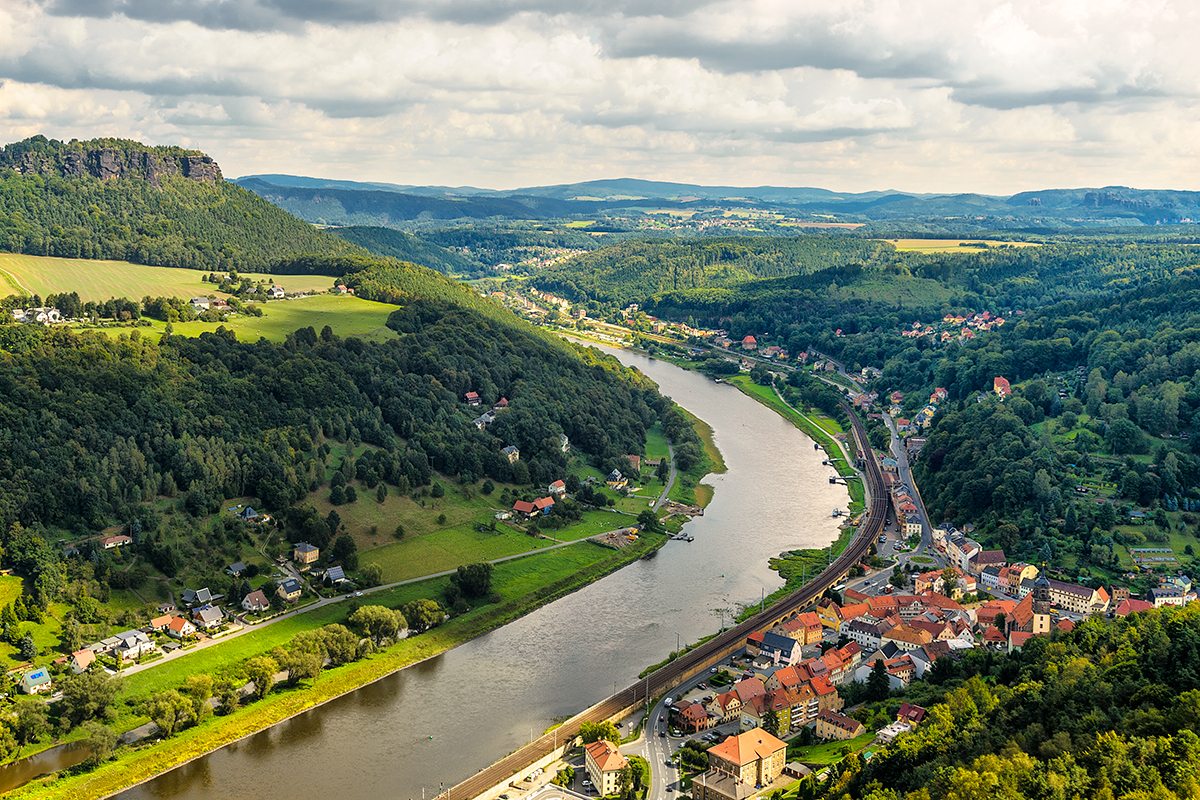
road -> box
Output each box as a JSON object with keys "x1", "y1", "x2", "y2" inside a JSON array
[
  {"x1": 882, "y1": 411, "x2": 934, "y2": 555},
  {"x1": 446, "y1": 400, "x2": 886, "y2": 800},
  {"x1": 652, "y1": 442, "x2": 678, "y2": 511}
]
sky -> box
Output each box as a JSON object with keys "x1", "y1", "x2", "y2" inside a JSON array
[{"x1": 0, "y1": 0, "x2": 1196, "y2": 193}]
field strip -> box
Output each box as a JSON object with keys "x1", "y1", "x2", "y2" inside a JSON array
[{"x1": 0, "y1": 264, "x2": 30, "y2": 297}]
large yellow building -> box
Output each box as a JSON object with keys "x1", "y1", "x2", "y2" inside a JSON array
[{"x1": 694, "y1": 728, "x2": 787, "y2": 800}]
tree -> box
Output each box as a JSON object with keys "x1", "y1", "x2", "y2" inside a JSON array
[
  {"x1": 18, "y1": 631, "x2": 37, "y2": 661},
  {"x1": 993, "y1": 612, "x2": 1007, "y2": 632},
  {"x1": 552, "y1": 766, "x2": 575, "y2": 787},
  {"x1": 637, "y1": 508, "x2": 666, "y2": 535},
  {"x1": 401, "y1": 599, "x2": 443, "y2": 634},
  {"x1": 376, "y1": 484, "x2": 387, "y2": 504},
  {"x1": 59, "y1": 669, "x2": 123, "y2": 727},
  {"x1": 889, "y1": 564, "x2": 906, "y2": 588},
  {"x1": 763, "y1": 707, "x2": 783, "y2": 737},
  {"x1": 350, "y1": 605, "x2": 407, "y2": 645},
  {"x1": 11, "y1": 696, "x2": 49, "y2": 747},
  {"x1": 580, "y1": 720, "x2": 620, "y2": 743},
  {"x1": 345, "y1": 486, "x2": 357, "y2": 503},
  {"x1": 362, "y1": 562, "x2": 383, "y2": 586},
  {"x1": 329, "y1": 485, "x2": 346, "y2": 505},
  {"x1": 450, "y1": 563, "x2": 494, "y2": 598},
  {"x1": 185, "y1": 674, "x2": 214, "y2": 720},
  {"x1": 143, "y1": 690, "x2": 195, "y2": 737},
  {"x1": 332, "y1": 535, "x2": 359, "y2": 571},
  {"x1": 866, "y1": 659, "x2": 889, "y2": 702},
  {"x1": 941, "y1": 567, "x2": 959, "y2": 597},
  {"x1": 244, "y1": 655, "x2": 279, "y2": 699},
  {"x1": 79, "y1": 722, "x2": 118, "y2": 770},
  {"x1": 1108, "y1": 418, "x2": 1146, "y2": 455},
  {"x1": 431, "y1": 483, "x2": 445, "y2": 499},
  {"x1": 278, "y1": 649, "x2": 323, "y2": 685},
  {"x1": 0, "y1": 720, "x2": 17, "y2": 764},
  {"x1": 325, "y1": 509, "x2": 341, "y2": 535}
]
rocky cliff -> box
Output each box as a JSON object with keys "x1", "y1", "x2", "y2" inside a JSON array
[{"x1": 0, "y1": 136, "x2": 222, "y2": 187}]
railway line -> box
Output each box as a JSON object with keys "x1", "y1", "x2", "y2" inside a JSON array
[{"x1": 450, "y1": 402, "x2": 886, "y2": 800}]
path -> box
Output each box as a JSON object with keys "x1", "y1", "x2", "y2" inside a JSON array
[
  {"x1": 0, "y1": 265, "x2": 30, "y2": 298},
  {"x1": 652, "y1": 442, "x2": 677, "y2": 510},
  {"x1": 883, "y1": 412, "x2": 934, "y2": 555}
]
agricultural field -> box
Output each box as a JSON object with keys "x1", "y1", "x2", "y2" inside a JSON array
[
  {"x1": 0, "y1": 253, "x2": 332, "y2": 302},
  {"x1": 134, "y1": 295, "x2": 400, "y2": 343},
  {"x1": 880, "y1": 238, "x2": 1040, "y2": 253}
]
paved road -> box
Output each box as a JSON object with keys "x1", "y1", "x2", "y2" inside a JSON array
[
  {"x1": 882, "y1": 412, "x2": 934, "y2": 555},
  {"x1": 652, "y1": 442, "x2": 678, "y2": 511}
]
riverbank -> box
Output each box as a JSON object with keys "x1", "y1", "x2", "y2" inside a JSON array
[{"x1": 11, "y1": 532, "x2": 676, "y2": 800}]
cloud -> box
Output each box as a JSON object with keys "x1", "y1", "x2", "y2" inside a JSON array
[{"x1": 0, "y1": 0, "x2": 1197, "y2": 193}]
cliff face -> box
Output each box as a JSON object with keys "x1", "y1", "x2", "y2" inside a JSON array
[{"x1": 0, "y1": 136, "x2": 222, "y2": 187}]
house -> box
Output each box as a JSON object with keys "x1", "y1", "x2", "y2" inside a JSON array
[
  {"x1": 548, "y1": 479, "x2": 567, "y2": 496},
  {"x1": 740, "y1": 690, "x2": 791, "y2": 734},
  {"x1": 968, "y1": 549, "x2": 1006, "y2": 577},
  {"x1": 326, "y1": 565, "x2": 347, "y2": 584},
  {"x1": 815, "y1": 709, "x2": 865, "y2": 741},
  {"x1": 192, "y1": 606, "x2": 224, "y2": 630},
  {"x1": 512, "y1": 500, "x2": 537, "y2": 517},
  {"x1": 624, "y1": 455, "x2": 642, "y2": 472},
  {"x1": 113, "y1": 629, "x2": 156, "y2": 662},
  {"x1": 584, "y1": 740, "x2": 627, "y2": 797},
  {"x1": 181, "y1": 587, "x2": 214, "y2": 607},
  {"x1": 558, "y1": 433, "x2": 570, "y2": 453},
  {"x1": 605, "y1": 469, "x2": 627, "y2": 489},
  {"x1": 993, "y1": 376, "x2": 1011, "y2": 399},
  {"x1": 502, "y1": 445, "x2": 520, "y2": 463},
  {"x1": 897, "y1": 702, "x2": 926, "y2": 725},
  {"x1": 19, "y1": 668, "x2": 52, "y2": 695},
  {"x1": 268, "y1": 285, "x2": 285, "y2": 299},
  {"x1": 882, "y1": 623, "x2": 933, "y2": 651},
  {"x1": 334, "y1": 284, "x2": 353, "y2": 294},
  {"x1": 237, "y1": 506, "x2": 261, "y2": 522},
  {"x1": 70, "y1": 649, "x2": 95, "y2": 673},
  {"x1": 741, "y1": 335, "x2": 758, "y2": 351},
  {"x1": 242, "y1": 589, "x2": 270, "y2": 613},
  {"x1": 1115, "y1": 598, "x2": 1155, "y2": 616},
  {"x1": 102, "y1": 534, "x2": 132, "y2": 549},
  {"x1": 293, "y1": 542, "x2": 319, "y2": 566},
  {"x1": 708, "y1": 691, "x2": 743, "y2": 723},
  {"x1": 747, "y1": 631, "x2": 800, "y2": 666},
  {"x1": 149, "y1": 614, "x2": 174, "y2": 632},
  {"x1": 190, "y1": 297, "x2": 211, "y2": 311},
  {"x1": 678, "y1": 700, "x2": 715, "y2": 732},
  {"x1": 465, "y1": 391, "x2": 481, "y2": 405},
  {"x1": 226, "y1": 561, "x2": 247, "y2": 576},
  {"x1": 946, "y1": 535, "x2": 982, "y2": 573},
  {"x1": 277, "y1": 579, "x2": 303, "y2": 603},
  {"x1": 167, "y1": 616, "x2": 198, "y2": 639},
  {"x1": 533, "y1": 496, "x2": 556, "y2": 514}
]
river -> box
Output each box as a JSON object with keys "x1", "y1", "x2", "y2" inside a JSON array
[{"x1": 92, "y1": 347, "x2": 847, "y2": 799}]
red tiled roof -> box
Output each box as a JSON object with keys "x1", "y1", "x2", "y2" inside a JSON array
[{"x1": 708, "y1": 728, "x2": 786, "y2": 766}]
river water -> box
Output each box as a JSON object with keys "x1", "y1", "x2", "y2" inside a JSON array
[{"x1": 88, "y1": 348, "x2": 846, "y2": 799}]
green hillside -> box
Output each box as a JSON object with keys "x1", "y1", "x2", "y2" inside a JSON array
[
  {"x1": 328, "y1": 226, "x2": 484, "y2": 276},
  {"x1": 0, "y1": 136, "x2": 360, "y2": 273}
]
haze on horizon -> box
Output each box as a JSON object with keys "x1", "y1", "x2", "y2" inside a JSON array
[{"x1": 0, "y1": 0, "x2": 1197, "y2": 195}]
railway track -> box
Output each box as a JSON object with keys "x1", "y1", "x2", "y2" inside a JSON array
[{"x1": 449, "y1": 402, "x2": 885, "y2": 800}]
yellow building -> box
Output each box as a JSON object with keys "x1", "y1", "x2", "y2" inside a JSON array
[
  {"x1": 815, "y1": 709, "x2": 865, "y2": 741},
  {"x1": 694, "y1": 727, "x2": 787, "y2": 800},
  {"x1": 584, "y1": 740, "x2": 627, "y2": 796},
  {"x1": 293, "y1": 542, "x2": 319, "y2": 566}
]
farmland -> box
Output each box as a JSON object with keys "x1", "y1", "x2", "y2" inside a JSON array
[
  {"x1": 148, "y1": 295, "x2": 400, "y2": 342},
  {"x1": 881, "y1": 238, "x2": 1041, "y2": 253},
  {"x1": 0, "y1": 253, "x2": 332, "y2": 302}
]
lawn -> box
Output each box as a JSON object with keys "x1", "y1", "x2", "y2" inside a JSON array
[
  {"x1": 0, "y1": 253, "x2": 332, "y2": 302},
  {"x1": 133, "y1": 295, "x2": 400, "y2": 343},
  {"x1": 786, "y1": 730, "x2": 876, "y2": 764},
  {"x1": 645, "y1": 422, "x2": 670, "y2": 461},
  {"x1": 360, "y1": 526, "x2": 548, "y2": 583}
]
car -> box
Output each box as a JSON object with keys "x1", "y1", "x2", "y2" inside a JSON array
[
  {"x1": 615, "y1": 722, "x2": 623, "y2": 728},
  {"x1": 698, "y1": 683, "x2": 706, "y2": 690},
  {"x1": 582, "y1": 781, "x2": 591, "y2": 787},
  {"x1": 710, "y1": 667, "x2": 717, "y2": 673},
  {"x1": 354, "y1": 591, "x2": 363, "y2": 597},
  {"x1": 666, "y1": 787, "x2": 674, "y2": 792},
  {"x1": 659, "y1": 730, "x2": 666, "y2": 737}
]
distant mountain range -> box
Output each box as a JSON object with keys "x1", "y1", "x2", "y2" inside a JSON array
[{"x1": 233, "y1": 174, "x2": 1200, "y2": 228}]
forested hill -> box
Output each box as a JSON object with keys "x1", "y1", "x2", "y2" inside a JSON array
[
  {"x1": 533, "y1": 236, "x2": 888, "y2": 306},
  {"x1": 0, "y1": 135, "x2": 359, "y2": 272},
  {"x1": 0, "y1": 298, "x2": 657, "y2": 536},
  {"x1": 827, "y1": 604, "x2": 1200, "y2": 800},
  {"x1": 328, "y1": 226, "x2": 484, "y2": 276}
]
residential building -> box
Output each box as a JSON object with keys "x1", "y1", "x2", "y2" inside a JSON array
[
  {"x1": 102, "y1": 534, "x2": 132, "y2": 549},
  {"x1": 326, "y1": 565, "x2": 346, "y2": 584},
  {"x1": 946, "y1": 535, "x2": 982, "y2": 574},
  {"x1": 678, "y1": 700, "x2": 715, "y2": 732},
  {"x1": 226, "y1": 561, "x2": 247, "y2": 576},
  {"x1": 277, "y1": 579, "x2": 303, "y2": 603},
  {"x1": 707, "y1": 691, "x2": 743, "y2": 723},
  {"x1": 747, "y1": 631, "x2": 800, "y2": 666},
  {"x1": 182, "y1": 587, "x2": 216, "y2": 607},
  {"x1": 502, "y1": 445, "x2": 520, "y2": 463},
  {"x1": 842, "y1": 617, "x2": 894, "y2": 650},
  {"x1": 993, "y1": 376, "x2": 1011, "y2": 398},
  {"x1": 293, "y1": 542, "x2": 319, "y2": 566},
  {"x1": 465, "y1": 391, "x2": 481, "y2": 405},
  {"x1": 1115, "y1": 598, "x2": 1155, "y2": 616},
  {"x1": 149, "y1": 614, "x2": 174, "y2": 632},
  {"x1": 19, "y1": 668, "x2": 52, "y2": 695},
  {"x1": 605, "y1": 469, "x2": 627, "y2": 489},
  {"x1": 548, "y1": 479, "x2": 567, "y2": 496},
  {"x1": 113, "y1": 629, "x2": 156, "y2": 661},
  {"x1": 883, "y1": 623, "x2": 934, "y2": 651},
  {"x1": 967, "y1": 550, "x2": 1006, "y2": 577},
  {"x1": 740, "y1": 690, "x2": 791, "y2": 735},
  {"x1": 815, "y1": 709, "x2": 865, "y2": 741},
  {"x1": 192, "y1": 606, "x2": 224, "y2": 630},
  {"x1": 242, "y1": 589, "x2": 270, "y2": 613},
  {"x1": 167, "y1": 616, "x2": 197, "y2": 639},
  {"x1": 69, "y1": 649, "x2": 95, "y2": 673},
  {"x1": 1150, "y1": 586, "x2": 1186, "y2": 608},
  {"x1": 741, "y1": 335, "x2": 758, "y2": 351},
  {"x1": 1045, "y1": 578, "x2": 1110, "y2": 614},
  {"x1": 583, "y1": 740, "x2": 627, "y2": 796}
]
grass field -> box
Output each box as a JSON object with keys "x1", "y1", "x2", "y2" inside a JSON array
[
  {"x1": 881, "y1": 238, "x2": 1040, "y2": 253},
  {"x1": 123, "y1": 295, "x2": 399, "y2": 343},
  {"x1": 0, "y1": 253, "x2": 333, "y2": 302}
]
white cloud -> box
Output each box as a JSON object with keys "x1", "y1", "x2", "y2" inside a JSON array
[{"x1": 0, "y1": 0, "x2": 1197, "y2": 192}]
